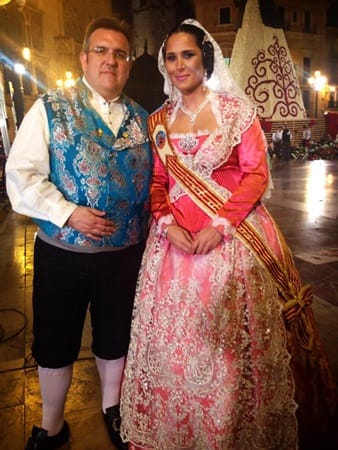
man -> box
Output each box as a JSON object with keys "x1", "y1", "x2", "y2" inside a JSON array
[
  {"x1": 6, "y1": 17, "x2": 152, "y2": 450},
  {"x1": 281, "y1": 123, "x2": 292, "y2": 162},
  {"x1": 271, "y1": 126, "x2": 283, "y2": 158},
  {"x1": 302, "y1": 124, "x2": 311, "y2": 146}
]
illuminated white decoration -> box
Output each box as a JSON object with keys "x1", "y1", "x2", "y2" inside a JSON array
[{"x1": 230, "y1": 0, "x2": 306, "y2": 120}]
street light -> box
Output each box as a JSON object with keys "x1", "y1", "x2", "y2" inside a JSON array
[
  {"x1": 308, "y1": 70, "x2": 327, "y2": 118},
  {"x1": 14, "y1": 62, "x2": 25, "y2": 93},
  {"x1": 56, "y1": 71, "x2": 75, "y2": 88},
  {"x1": 22, "y1": 47, "x2": 31, "y2": 62}
]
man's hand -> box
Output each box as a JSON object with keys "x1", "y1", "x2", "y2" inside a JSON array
[{"x1": 67, "y1": 206, "x2": 116, "y2": 240}]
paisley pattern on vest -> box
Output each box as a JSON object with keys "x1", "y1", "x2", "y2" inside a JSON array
[{"x1": 35, "y1": 79, "x2": 152, "y2": 248}]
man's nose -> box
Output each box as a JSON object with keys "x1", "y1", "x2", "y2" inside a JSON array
[{"x1": 105, "y1": 51, "x2": 118, "y2": 63}]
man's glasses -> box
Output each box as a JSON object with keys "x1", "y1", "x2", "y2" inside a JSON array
[{"x1": 87, "y1": 46, "x2": 132, "y2": 62}]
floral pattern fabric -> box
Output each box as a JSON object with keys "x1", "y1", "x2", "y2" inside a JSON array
[
  {"x1": 120, "y1": 93, "x2": 299, "y2": 449},
  {"x1": 35, "y1": 79, "x2": 152, "y2": 248}
]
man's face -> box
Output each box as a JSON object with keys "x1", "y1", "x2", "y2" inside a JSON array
[{"x1": 80, "y1": 28, "x2": 131, "y2": 101}]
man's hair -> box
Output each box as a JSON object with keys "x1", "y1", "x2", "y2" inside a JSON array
[{"x1": 82, "y1": 16, "x2": 133, "y2": 53}]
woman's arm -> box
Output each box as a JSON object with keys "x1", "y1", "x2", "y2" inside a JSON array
[
  {"x1": 150, "y1": 147, "x2": 172, "y2": 220},
  {"x1": 215, "y1": 118, "x2": 268, "y2": 227}
]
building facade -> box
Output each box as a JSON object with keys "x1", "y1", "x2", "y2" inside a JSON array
[
  {"x1": 0, "y1": 0, "x2": 197, "y2": 141},
  {"x1": 192, "y1": 0, "x2": 338, "y2": 118},
  {"x1": 1, "y1": 0, "x2": 337, "y2": 142},
  {"x1": 131, "y1": 0, "x2": 194, "y2": 58},
  {"x1": 0, "y1": 0, "x2": 125, "y2": 140}
]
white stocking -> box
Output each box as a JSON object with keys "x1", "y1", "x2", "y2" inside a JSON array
[
  {"x1": 95, "y1": 356, "x2": 125, "y2": 412},
  {"x1": 38, "y1": 365, "x2": 73, "y2": 435}
]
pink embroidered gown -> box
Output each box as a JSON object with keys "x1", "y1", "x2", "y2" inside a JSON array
[{"x1": 120, "y1": 94, "x2": 336, "y2": 450}]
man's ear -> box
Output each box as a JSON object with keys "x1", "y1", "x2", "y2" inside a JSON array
[
  {"x1": 79, "y1": 52, "x2": 88, "y2": 72},
  {"x1": 129, "y1": 55, "x2": 135, "y2": 69}
]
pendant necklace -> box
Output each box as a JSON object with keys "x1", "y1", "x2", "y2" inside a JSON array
[{"x1": 180, "y1": 97, "x2": 209, "y2": 125}]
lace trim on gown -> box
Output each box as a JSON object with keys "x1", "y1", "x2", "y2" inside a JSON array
[
  {"x1": 120, "y1": 213, "x2": 298, "y2": 449},
  {"x1": 120, "y1": 92, "x2": 297, "y2": 450}
]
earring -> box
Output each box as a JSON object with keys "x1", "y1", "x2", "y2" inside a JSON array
[
  {"x1": 170, "y1": 81, "x2": 175, "y2": 100},
  {"x1": 202, "y1": 71, "x2": 208, "y2": 91}
]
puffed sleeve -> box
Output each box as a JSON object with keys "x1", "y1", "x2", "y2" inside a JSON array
[
  {"x1": 216, "y1": 118, "x2": 268, "y2": 226},
  {"x1": 150, "y1": 146, "x2": 175, "y2": 225}
]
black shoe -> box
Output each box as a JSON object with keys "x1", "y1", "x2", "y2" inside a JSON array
[
  {"x1": 103, "y1": 405, "x2": 128, "y2": 450},
  {"x1": 25, "y1": 421, "x2": 70, "y2": 450}
]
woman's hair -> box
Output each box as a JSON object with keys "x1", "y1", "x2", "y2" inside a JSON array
[
  {"x1": 82, "y1": 16, "x2": 133, "y2": 53},
  {"x1": 161, "y1": 23, "x2": 214, "y2": 79}
]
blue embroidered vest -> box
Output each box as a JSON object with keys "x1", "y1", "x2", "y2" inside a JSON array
[{"x1": 35, "y1": 79, "x2": 152, "y2": 249}]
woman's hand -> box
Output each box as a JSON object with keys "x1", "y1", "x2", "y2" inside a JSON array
[
  {"x1": 192, "y1": 226, "x2": 223, "y2": 255},
  {"x1": 166, "y1": 225, "x2": 194, "y2": 253}
]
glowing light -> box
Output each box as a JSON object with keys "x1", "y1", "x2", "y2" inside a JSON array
[
  {"x1": 22, "y1": 47, "x2": 31, "y2": 61},
  {"x1": 308, "y1": 70, "x2": 328, "y2": 117},
  {"x1": 65, "y1": 71, "x2": 75, "y2": 87},
  {"x1": 14, "y1": 63, "x2": 25, "y2": 75},
  {"x1": 305, "y1": 161, "x2": 326, "y2": 221},
  {"x1": 56, "y1": 71, "x2": 75, "y2": 88},
  {"x1": 326, "y1": 173, "x2": 334, "y2": 185},
  {"x1": 308, "y1": 70, "x2": 327, "y2": 91}
]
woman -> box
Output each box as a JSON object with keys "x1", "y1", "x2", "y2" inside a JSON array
[{"x1": 120, "y1": 19, "x2": 336, "y2": 450}]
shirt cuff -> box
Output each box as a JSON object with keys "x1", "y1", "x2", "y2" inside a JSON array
[{"x1": 50, "y1": 201, "x2": 78, "y2": 228}]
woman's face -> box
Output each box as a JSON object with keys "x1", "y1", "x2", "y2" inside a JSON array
[{"x1": 164, "y1": 32, "x2": 205, "y2": 95}]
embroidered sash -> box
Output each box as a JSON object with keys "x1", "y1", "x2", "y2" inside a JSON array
[{"x1": 149, "y1": 106, "x2": 314, "y2": 350}]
